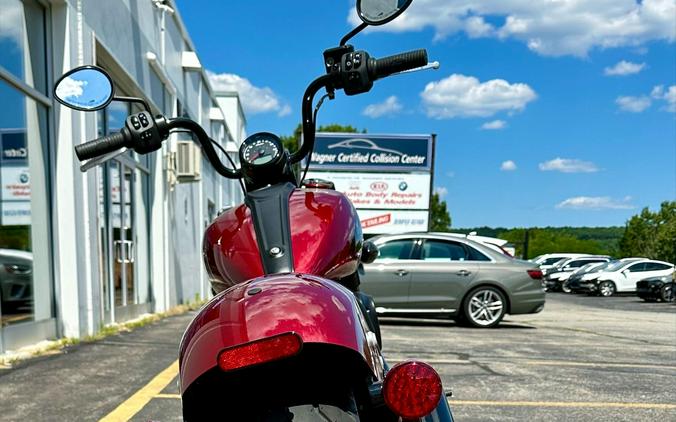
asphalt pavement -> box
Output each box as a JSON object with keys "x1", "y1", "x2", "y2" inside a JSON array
[{"x1": 0, "y1": 293, "x2": 674, "y2": 421}]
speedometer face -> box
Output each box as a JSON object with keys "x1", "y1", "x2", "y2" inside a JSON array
[{"x1": 242, "y1": 138, "x2": 280, "y2": 166}]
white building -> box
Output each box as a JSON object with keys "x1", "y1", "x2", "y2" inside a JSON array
[{"x1": 0, "y1": 0, "x2": 246, "y2": 353}]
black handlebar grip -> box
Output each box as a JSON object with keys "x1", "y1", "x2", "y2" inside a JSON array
[
  {"x1": 74, "y1": 129, "x2": 129, "y2": 161},
  {"x1": 370, "y1": 49, "x2": 428, "y2": 80}
]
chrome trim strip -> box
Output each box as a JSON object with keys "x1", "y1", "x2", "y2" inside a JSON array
[{"x1": 375, "y1": 307, "x2": 456, "y2": 314}]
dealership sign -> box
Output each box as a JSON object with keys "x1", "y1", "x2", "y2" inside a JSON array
[
  {"x1": 356, "y1": 210, "x2": 429, "y2": 234},
  {"x1": 1, "y1": 130, "x2": 31, "y2": 226},
  {"x1": 305, "y1": 171, "x2": 430, "y2": 210},
  {"x1": 307, "y1": 132, "x2": 435, "y2": 235},
  {"x1": 309, "y1": 133, "x2": 433, "y2": 171}
]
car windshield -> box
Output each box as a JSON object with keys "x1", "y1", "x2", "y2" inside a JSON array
[
  {"x1": 587, "y1": 262, "x2": 611, "y2": 273},
  {"x1": 604, "y1": 260, "x2": 632, "y2": 272},
  {"x1": 553, "y1": 258, "x2": 573, "y2": 268},
  {"x1": 541, "y1": 257, "x2": 565, "y2": 266},
  {"x1": 573, "y1": 263, "x2": 595, "y2": 274}
]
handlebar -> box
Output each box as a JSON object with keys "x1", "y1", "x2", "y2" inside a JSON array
[
  {"x1": 74, "y1": 129, "x2": 131, "y2": 161},
  {"x1": 369, "y1": 49, "x2": 428, "y2": 80},
  {"x1": 290, "y1": 48, "x2": 428, "y2": 165},
  {"x1": 72, "y1": 47, "x2": 428, "y2": 179}
]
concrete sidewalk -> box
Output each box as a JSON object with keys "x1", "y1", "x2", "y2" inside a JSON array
[{"x1": 0, "y1": 312, "x2": 193, "y2": 421}]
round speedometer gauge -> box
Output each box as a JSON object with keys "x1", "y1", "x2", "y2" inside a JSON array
[{"x1": 241, "y1": 136, "x2": 281, "y2": 166}]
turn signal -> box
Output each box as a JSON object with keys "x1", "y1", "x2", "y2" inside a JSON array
[
  {"x1": 217, "y1": 332, "x2": 302, "y2": 372},
  {"x1": 383, "y1": 361, "x2": 442, "y2": 419}
]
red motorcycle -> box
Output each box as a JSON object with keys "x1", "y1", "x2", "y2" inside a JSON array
[{"x1": 54, "y1": 0, "x2": 453, "y2": 420}]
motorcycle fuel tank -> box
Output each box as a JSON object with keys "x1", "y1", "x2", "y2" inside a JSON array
[{"x1": 203, "y1": 188, "x2": 362, "y2": 292}]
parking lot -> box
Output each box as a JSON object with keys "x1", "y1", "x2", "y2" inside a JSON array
[
  {"x1": 384, "y1": 293, "x2": 676, "y2": 422},
  {"x1": 0, "y1": 293, "x2": 674, "y2": 421}
]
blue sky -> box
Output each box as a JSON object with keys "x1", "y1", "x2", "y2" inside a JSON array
[{"x1": 176, "y1": 0, "x2": 676, "y2": 228}]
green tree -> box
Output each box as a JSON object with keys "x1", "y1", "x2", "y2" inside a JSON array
[
  {"x1": 429, "y1": 193, "x2": 451, "y2": 231},
  {"x1": 280, "y1": 123, "x2": 363, "y2": 152},
  {"x1": 620, "y1": 201, "x2": 676, "y2": 263}
]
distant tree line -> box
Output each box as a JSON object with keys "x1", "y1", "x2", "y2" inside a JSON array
[{"x1": 456, "y1": 201, "x2": 675, "y2": 263}]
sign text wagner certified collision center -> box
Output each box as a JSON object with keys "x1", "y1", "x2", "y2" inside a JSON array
[{"x1": 306, "y1": 133, "x2": 435, "y2": 234}]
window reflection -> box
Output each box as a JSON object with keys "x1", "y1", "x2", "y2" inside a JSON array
[
  {"x1": 0, "y1": 0, "x2": 47, "y2": 92},
  {"x1": 0, "y1": 80, "x2": 42, "y2": 326}
]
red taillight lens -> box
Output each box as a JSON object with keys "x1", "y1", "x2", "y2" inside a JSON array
[
  {"x1": 217, "y1": 332, "x2": 302, "y2": 372},
  {"x1": 383, "y1": 361, "x2": 443, "y2": 419},
  {"x1": 527, "y1": 269, "x2": 543, "y2": 279}
]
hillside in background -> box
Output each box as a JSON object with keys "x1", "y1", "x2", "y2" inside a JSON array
[{"x1": 454, "y1": 226, "x2": 625, "y2": 259}]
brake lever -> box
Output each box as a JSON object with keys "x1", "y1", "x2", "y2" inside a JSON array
[
  {"x1": 79, "y1": 147, "x2": 128, "y2": 172},
  {"x1": 391, "y1": 61, "x2": 440, "y2": 76}
]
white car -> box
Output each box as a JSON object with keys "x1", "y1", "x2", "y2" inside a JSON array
[{"x1": 589, "y1": 259, "x2": 674, "y2": 296}]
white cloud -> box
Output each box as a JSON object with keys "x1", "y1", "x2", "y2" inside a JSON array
[
  {"x1": 207, "y1": 71, "x2": 290, "y2": 116},
  {"x1": 0, "y1": 1, "x2": 22, "y2": 45},
  {"x1": 500, "y1": 160, "x2": 517, "y2": 171},
  {"x1": 421, "y1": 74, "x2": 536, "y2": 119},
  {"x1": 434, "y1": 186, "x2": 448, "y2": 198},
  {"x1": 362, "y1": 96, "x2": 403, "y2": 118},
  {"x1": 604, "y1": 60, "x2": 646, "y2": 76},
  {"x1": 348, "y1": 0, "x2": 676, "y2": 57},
  {"x1": 55, "y1": 77, "x2": 86, "y2": 100},
  {"x1": 445, "y1": 171, "x2": 455, "y2": 178},
  {"x1": 539, "y1": 158, "x2": 599, "y2": 173},
  {"x1": 481, "y1": 119, "x2": 507, "y2": 130},
  {"x1": 651, "y1": 84, "x2": 676, "y2": 112},
  {"x1": 556, "y1": 196, "x2": 635, "y2": 210},
  {"x1": 615, "y1": 95, "x2": 651, "y2": 112}
]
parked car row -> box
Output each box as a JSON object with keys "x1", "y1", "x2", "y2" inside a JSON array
[
  {"x1": 542, "y1": 256, "x2": 612, "y2": 292},
  {"x1": 532, "y1": 253, "x2": 675, "y2": 299},
  {"x1": 359, "y1": 232, "x2": 545, "y2": 328}
]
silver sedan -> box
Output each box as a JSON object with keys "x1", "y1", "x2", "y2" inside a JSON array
[{"x1": 360, "y1": 233, "x2": 546, "y2": 328}]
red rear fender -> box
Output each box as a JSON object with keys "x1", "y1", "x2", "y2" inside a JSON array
[{"x1": 179, "y1": 274, "x2": 383, "y2": 393}]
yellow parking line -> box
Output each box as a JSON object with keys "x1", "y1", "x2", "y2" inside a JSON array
[
  {"x1": 99, "y1": 360, "x2": 179, "y2": 422},
  {"x1": 393, "y1": 358, "x2": 676, "y2": 371},
  {"x1": 524, "y1": 360, "x2": 676, "y2": 370},
  {"x1": 155, "y1": 393, "x2": 181, "y2": 399},
  {"x1": 449, "y1": 399, "x2": 676, "y2": 409}
]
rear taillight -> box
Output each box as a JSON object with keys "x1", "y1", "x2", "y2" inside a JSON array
[
  {"x1": 383, "y1": 361, "x2": 443, "y2": 419},
  {"x1": 217, "y1": 332, "x2": 302, "y2": 372},
  {"x1": 527, "y1": 269, "x2": 543, "y2": 279}
]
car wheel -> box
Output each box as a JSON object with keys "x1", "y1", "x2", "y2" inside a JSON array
[
  {"x1": 463, "y1": 286, "x2": 506, "y2": 328},
  {"x1": 598, "y1": 281, "x2": 616, "y2": 297},
  {"x1": 660, "y1": 285, "x2": 675, "y2": 302},
  {"x1": 561, "y1": 281, "x2": 572, "y2": 294}
]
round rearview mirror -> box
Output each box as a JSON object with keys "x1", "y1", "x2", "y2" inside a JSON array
[
  {"x1": 357, "y1": 0, "x2": 413, "y2": 26},
  {"x1": 361, "y1": 241, "x2": 379, "y2": 264},
  {"x1": 54, "y1": 66, "x2": 114, "y2": 111}
]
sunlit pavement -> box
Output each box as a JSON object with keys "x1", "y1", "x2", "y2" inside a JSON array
[
  {"x1": 383, "y1": 293, "x2": 676, "y2": 422},
  {"x1": 0, "y1": 294, "x2": 674, "y2": 421}
]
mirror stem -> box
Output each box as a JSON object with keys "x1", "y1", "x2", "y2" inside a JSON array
[
  {"x1": 340, "y1": 23, "x2": 368, "y2": 46},
  {"x1": 114, "y1": 95, "x2": 152, "y2": 113}
]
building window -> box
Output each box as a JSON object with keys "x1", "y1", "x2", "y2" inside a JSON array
[{"x1": 0, "y1": 0, "x2": 51, "y2": 328}]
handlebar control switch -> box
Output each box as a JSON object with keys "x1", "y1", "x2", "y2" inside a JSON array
[
  {"x1": 341, "y1": 50, "x2": 373, "y2": 96},
  {"x1": 323, "y1": 44, "x2": 354, "y2": 90},
  {"x1": 125, "y1": 111, "x2": 163, "y2": 154}
]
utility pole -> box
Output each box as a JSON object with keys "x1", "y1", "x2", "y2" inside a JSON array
[{"x1": 523, "y1": 229, "x2": 530, "y2": 260}]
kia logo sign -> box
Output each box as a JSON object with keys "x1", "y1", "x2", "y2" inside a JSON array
[{"x1": 370, "y1": 182, "x2": 388, "y2": 192}]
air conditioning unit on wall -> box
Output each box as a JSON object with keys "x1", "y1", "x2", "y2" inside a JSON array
[{"x1": 176, "y1": 140, "x2": 201, "y2": 182}]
